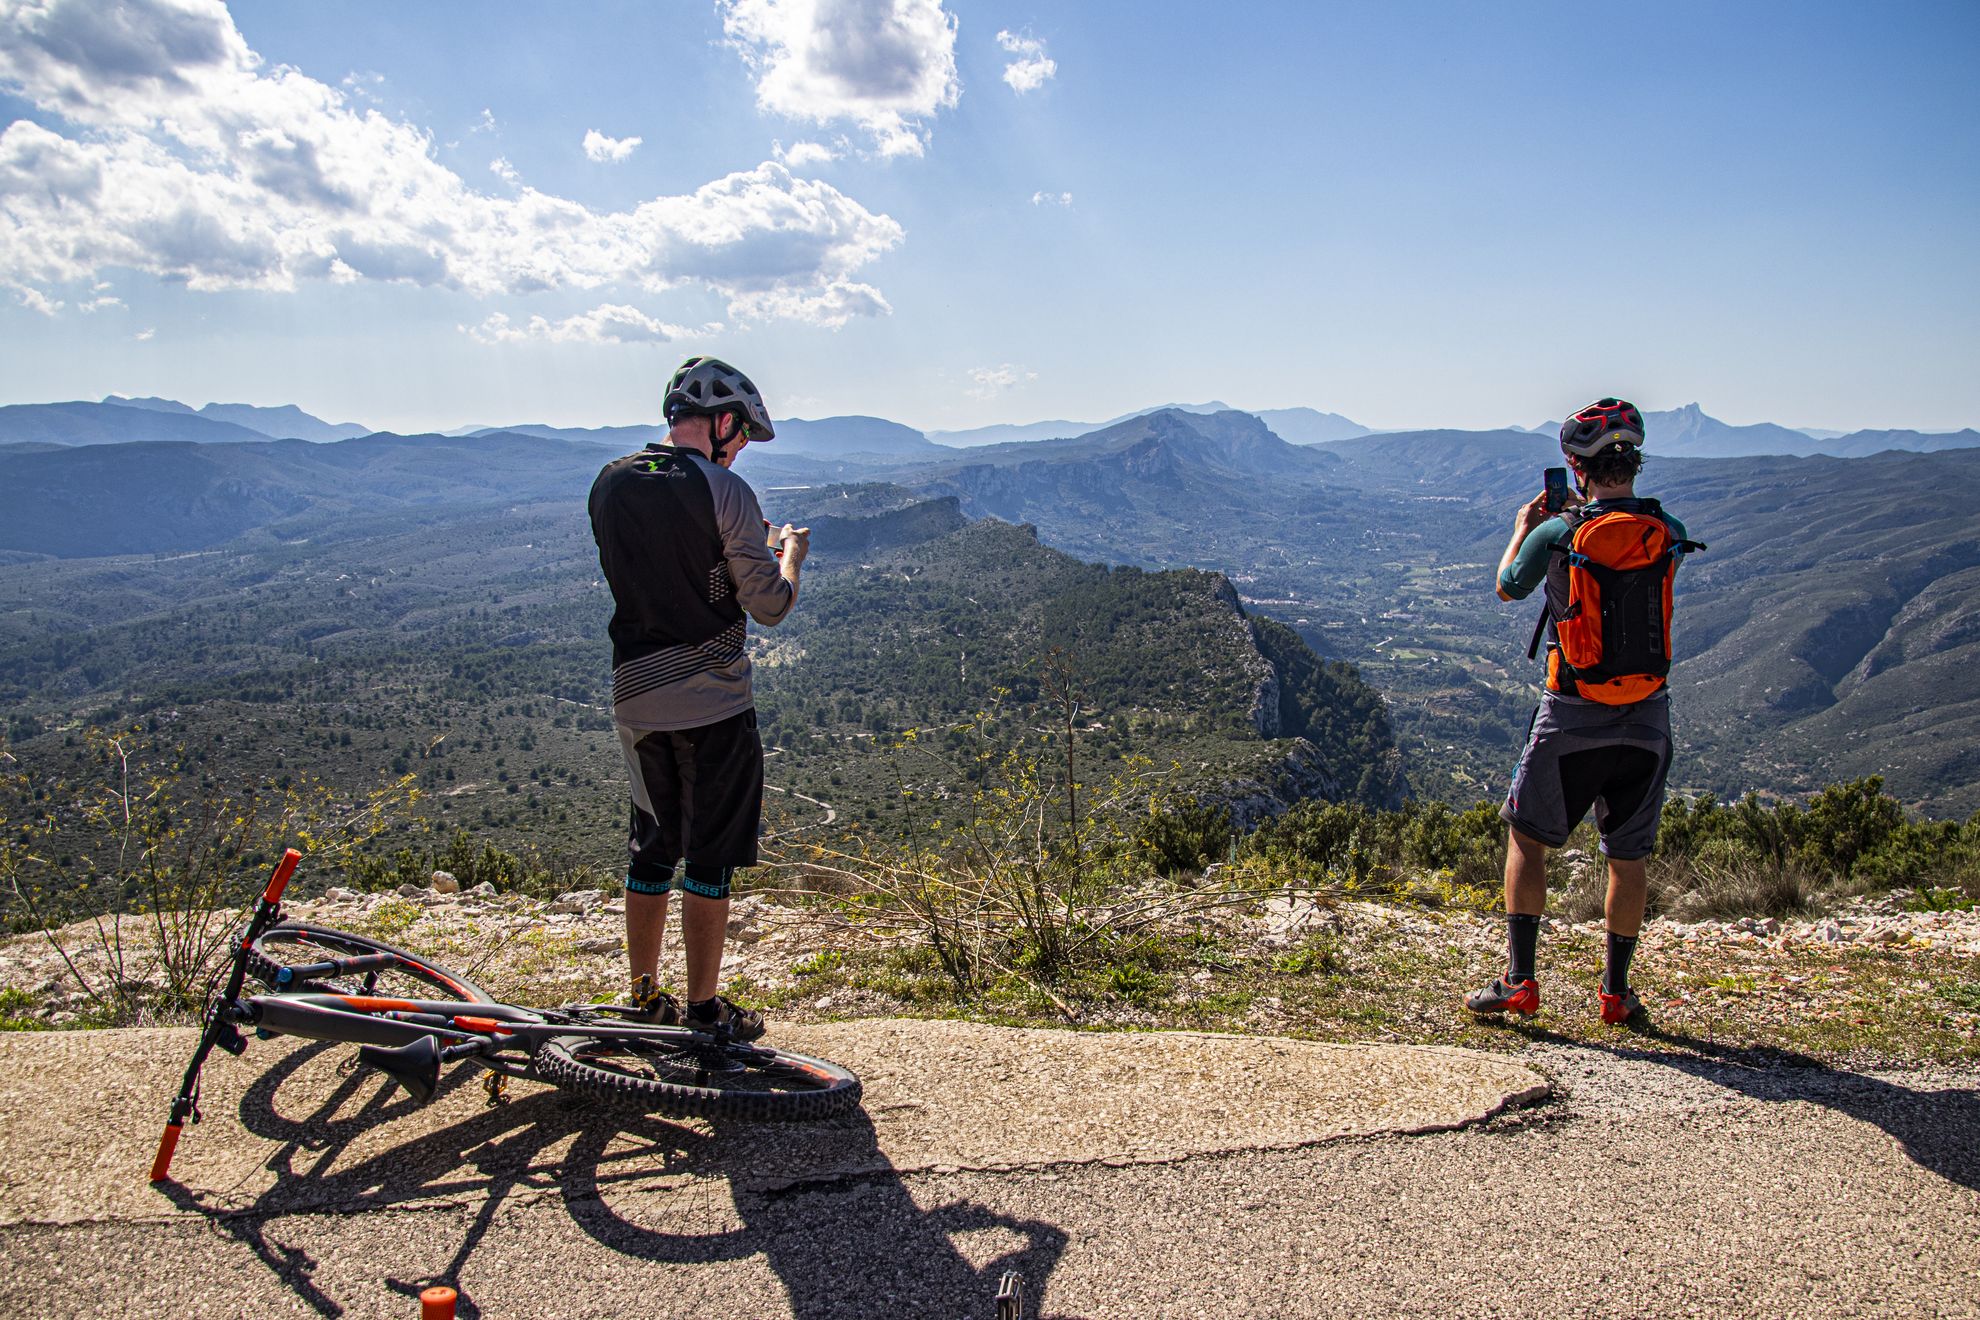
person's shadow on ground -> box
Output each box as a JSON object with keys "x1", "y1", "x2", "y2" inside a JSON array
[
  {"x1": 1499, "y1": 1020, "x2": 1980, "y2": 1194},
  {"x1": 152, "y1": 1040, "x2": 1070, "y2": 1319}
]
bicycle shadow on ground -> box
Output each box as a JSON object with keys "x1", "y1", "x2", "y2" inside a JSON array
[
  {"x1": 1492, "y1": 1019, "x2": 1980, "y2": 1194},
  {"x1": 154, "y1": 1040, "x2": 1071, "y2": 1319},
  {"x1": 559, "y1": 1113, "x2": 1071, "y2": 1320}
]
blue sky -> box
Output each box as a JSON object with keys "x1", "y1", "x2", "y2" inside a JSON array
[{"x1": 0, "y1": 0, "x2": 1974, "y2": 435}]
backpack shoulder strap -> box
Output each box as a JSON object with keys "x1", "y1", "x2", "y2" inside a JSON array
[
  {"x1": 1527, "y1": 512, "x2": 1582, "y2": 658},
  {"x1": 1548, "y1": 506, "x2": 1590, "y2": 551}
]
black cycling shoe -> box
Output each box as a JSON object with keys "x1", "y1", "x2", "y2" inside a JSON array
[
  {"x1": 685, "y1": 995, "x2": 765, "y2": 1042},
  {"x1": 625, "y1": 974, "x2": 683, "y2": 1025}
]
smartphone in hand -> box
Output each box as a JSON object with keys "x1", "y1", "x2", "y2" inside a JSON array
[{"x1": 1543, "y1": 467, "x2": 1568, "y2": 514}]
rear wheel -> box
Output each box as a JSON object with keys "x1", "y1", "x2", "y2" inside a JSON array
[
  {"x1": 534, "y1": 1030, "x2": 861, "y2": 1121},
  {"x1": 249, "y1": 922, "x2": 493, "y2": 1004}
]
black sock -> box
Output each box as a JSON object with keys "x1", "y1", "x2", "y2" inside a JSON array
[
  {"x1": 1506, "y1": 913, "x2": 1541, "y2": 984},
  {"x1": 1604, "y1": 932, "x2": 1638, "y2": 995},
  {"x1": 688, "y1": 996, "x2": 719, "y2": 1015}
]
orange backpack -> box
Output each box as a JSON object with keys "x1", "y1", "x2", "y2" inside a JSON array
[{"x1": 1528, "y1": 499, "x2": 1704, "y2": 704}]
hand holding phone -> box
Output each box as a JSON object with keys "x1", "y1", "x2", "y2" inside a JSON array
[{"x1": 1543, "y1": 467, "x2": 1568, "y2": 514}]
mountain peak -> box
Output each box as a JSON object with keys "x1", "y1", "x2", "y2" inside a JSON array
[{"x1": 105, "y1": 395, "x2": 196, "y2": 415}]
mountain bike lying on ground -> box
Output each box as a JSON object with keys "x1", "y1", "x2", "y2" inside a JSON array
[{"x1": 151, "y1": 850, "x2": 862, "y2": 1182}]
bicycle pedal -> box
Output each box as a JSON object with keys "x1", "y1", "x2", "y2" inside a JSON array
[{"x1": 483, "y1": 1072, "x2": 509, "y2": 1107}]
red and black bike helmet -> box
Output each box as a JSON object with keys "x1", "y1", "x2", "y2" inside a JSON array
[{"x1": 1559, "y1": 397, "x2": 1645, "y2": 457}]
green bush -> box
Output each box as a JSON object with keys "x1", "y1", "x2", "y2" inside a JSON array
[
  {"x1": 343, "y1": 828, "x2": 603, "y2": 899},
  {"x1": 1245, "y1": 801, "x2": 1385, "y2": 885},
  {"x1": 1136, "y1": 800, "x2": 1233, "y2": 876},
  {"x1": 1656, "y1": 777, "x2": 1976, "y2": 899}
]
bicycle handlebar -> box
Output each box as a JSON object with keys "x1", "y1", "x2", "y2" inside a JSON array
[
  {"x1": 262, "y1": 849, "x2": 301, "y2": 903},
  {"x1": 153, "y1": 848, "x2": 305, "y2": 1184}
]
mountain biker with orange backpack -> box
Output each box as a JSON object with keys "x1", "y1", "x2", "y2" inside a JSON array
[{"x1": 1467, "y1": 398, "x2": 1703, "y2": 1026}]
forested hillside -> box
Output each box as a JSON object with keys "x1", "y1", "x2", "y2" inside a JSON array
[
  {"x1": 0, "y1": 462, "x2": 1400, "y2": 923},
  {"x1": 5, "y1": 408, "x2": 1978, "y2": 820}
]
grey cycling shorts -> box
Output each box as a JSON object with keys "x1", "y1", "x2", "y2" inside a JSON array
[{"x1": 1500, "y1": 692, "x2": 1673, "y2": 860}]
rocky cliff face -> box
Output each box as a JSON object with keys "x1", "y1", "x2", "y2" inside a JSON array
[
  {"x1": 1196, "y1": 581, "x2": 1405, "y2": 818},
  {"x1": 1214, "y1": 738, "x2": 1348, "y2": 830}
]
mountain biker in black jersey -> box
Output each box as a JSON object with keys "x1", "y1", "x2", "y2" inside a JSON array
[
  {"x1": 587, "y1": 356, "x2": 809, "y2": 1041},
  {"x1": 1467, "y1": 398, "x2": 1700, "y2": 1027}
]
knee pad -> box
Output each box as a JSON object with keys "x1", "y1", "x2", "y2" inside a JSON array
[{"x1": 677, "y1": 863, "x2": 733, "y2": 900}]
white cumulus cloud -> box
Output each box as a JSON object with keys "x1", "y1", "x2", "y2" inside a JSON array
[
  {"x1": 775, "y1": 138, "x2": 840, "y2": 168},
  {"x1": 0, "y1": 0, "x2": 904, "y2": 329},
  {"x1": 1031, "y1": 190, "x2": 1072, "y2": 207},
  {"x1": 15, "y1": 286, "x2": 61, "y2": 315},
  {"x1": 464, "y1": 303, "x2": 704, "y2": 346},
  {"x1": 722, "y1": 0, "x2": 960, "y2": 158},
  {"x1": 134, "y1": 326, "x2": 155, "y2": 340},
  {"x1": 996, "y1": 30, "x2": 1055, "y2": 93},
  {"x1": 967, "y1": 363, "x2": 1035, "y2": 399},
  {"x1": 583, "y1": 129, "x2": 642, "y2": 163}
]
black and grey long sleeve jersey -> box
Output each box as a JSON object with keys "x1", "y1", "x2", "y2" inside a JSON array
[{"x1": 588, "y1": 445, "x2": 794, "y2": 731}]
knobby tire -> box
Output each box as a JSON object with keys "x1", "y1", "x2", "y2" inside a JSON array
[{"x1": 534, "y1": 1031, "x2": 862, "y2": 1121}]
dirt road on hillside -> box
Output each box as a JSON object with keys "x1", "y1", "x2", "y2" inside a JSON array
[{"x1": 0, "y1": 1023, "x2": 1973, "y2": 1318}]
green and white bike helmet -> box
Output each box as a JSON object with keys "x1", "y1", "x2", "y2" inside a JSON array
[{"x1": 664, "y1": 356, "x2": 776, "y2": 441}]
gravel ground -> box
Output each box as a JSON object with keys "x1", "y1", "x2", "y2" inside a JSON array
[{"x1": 1, "y1": 1040, "x2": 1974, "y2": 1319}]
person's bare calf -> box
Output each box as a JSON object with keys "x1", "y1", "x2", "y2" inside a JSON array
[
  {"x1": 1605, "y1": 857, "x2": 1647, "y2": 938},
  {"x1": 626, "y1": 888, "x2": 669, "y2": 986},
  {"x1": 1504, "y1": 826, "x2": 1548, "y2": 916},
  {"x1": 679, "y1": 892, "x2": 729, "y2": 1002}
]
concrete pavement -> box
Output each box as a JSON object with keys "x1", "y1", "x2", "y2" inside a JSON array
[{"x1": 0, "y1": 1023, "x2": 1974, "y2": 1317}]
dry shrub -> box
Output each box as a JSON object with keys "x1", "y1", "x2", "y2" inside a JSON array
[
  {"x1": 1650, "y1": 838, "x2": 1817, "y2": 920},
  {"x1": 1556, "y1": 864, "x2": 1609, "y2": 924},
  {"x1": 4, "y1": 730, "x2": 415, "y2": 1025}
]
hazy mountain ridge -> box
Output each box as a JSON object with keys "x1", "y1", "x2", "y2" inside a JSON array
[
  {"x1": 0, "y1": 401, "x2": 273, "y2": 447},
  {"x1": 927, "y1": 401, "x2": 1371, "y2": 448},
  {"x1": 107, "y1": 396, "x2": 373, "y2": 442},
  {"x1": 1525, "y1": 403, "x2": 1980, "y2": 460},
  {"x1": 0, "y1": 432, "x2": 610, "y2": 556},
  {"x1": 12, "y1": 394, "x2": 1965, "y2": 461}
]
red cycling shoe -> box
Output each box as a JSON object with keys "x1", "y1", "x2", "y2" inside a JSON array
[{"x1": 1598, "y1": 986, "x2": 1644, "y2": 1026}]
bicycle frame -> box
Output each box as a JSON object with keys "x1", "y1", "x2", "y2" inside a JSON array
[
  {"x1": 150, "y1": 852, "x2": 843, "y2": 1183},
  {"x1": 242, "y1": 992, "x2": 795, "y2": 1078}
]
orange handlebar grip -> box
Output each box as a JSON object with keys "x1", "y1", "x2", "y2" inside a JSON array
[
  {"x1": 150, "y1": 1122, "x2": 182, "y2": 1183},
  {"x1": 420, "y1": 1286, "x2": 459, "y2": 1319},
  {"x1": 262, "y1": 848, "x2": 302, "y2": 903}
]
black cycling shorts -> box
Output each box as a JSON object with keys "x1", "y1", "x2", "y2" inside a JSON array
[
  {"x1": 618, "y1": 708, "x2": 762, "y2": 896},
  {"x1": 1500, "y1": 693, "x2": 1672, "y2": 860}
]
